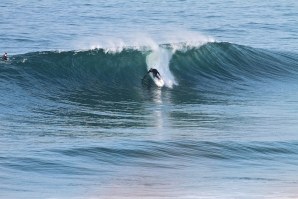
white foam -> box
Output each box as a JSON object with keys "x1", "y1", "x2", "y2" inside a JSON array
[
  {"x1": 146, "y1": 47, "x2": 177, "y2": 88},
  {"x1": 74, "y1": 30, "x2": 215, "y2": 53},
  {"x1": 160, "y1": 30, "x2": 215, "y2": 51}
]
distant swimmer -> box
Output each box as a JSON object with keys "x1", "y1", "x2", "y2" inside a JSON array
[
  {"x1": 2, "y1": 52, "x2": 8, "y2": 61},
  {"x1": 145, "y1": 68, "x2": 161, "y2": 80}
]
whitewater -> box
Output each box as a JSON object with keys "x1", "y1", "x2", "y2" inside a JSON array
[{"x1": 1, "y1": 0, "x2": 298, "y2": 199}]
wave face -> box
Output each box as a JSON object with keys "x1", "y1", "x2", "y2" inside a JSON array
[
  {"x1": 1, "y1": 42, "x2": 298, "y2": 97},
  {"x1": 1, "y1": 41, "x2": 298, "y2": 109},
  {"x1": 2, "y1": 42, "x2": 298, "y2": 95},
  {"x1": 172, "y1": 43, "x2": 298, "y2": 90}
]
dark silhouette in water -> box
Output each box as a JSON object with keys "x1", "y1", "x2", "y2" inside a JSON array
[{"x1": 2, "y1": 52, "x2": 8, "y2": 61}]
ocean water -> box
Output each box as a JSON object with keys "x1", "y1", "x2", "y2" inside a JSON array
[{"x1": 1, "y1": 0, "x2": 298, "y2": 198}]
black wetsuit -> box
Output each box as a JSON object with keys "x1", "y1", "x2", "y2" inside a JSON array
[
  {"x1": 148, "y1": 68, "x2": 160, "y2": 79},
  {"x1": 2, "y1": 54, "x2": 7, "y2": 61}
]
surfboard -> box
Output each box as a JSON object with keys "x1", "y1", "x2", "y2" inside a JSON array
[{"x1": 149, "y1": 73, "x2": 164, "y2": 87}]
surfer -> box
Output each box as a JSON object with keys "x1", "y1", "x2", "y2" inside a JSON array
[
  {"x1": 2, "y1": 52, "x2": 8, "y2": 61},
  {"x1": 146, "y1": 68, "x2": 161, "y2": 80},
  {"x1": 141, "y1": 68, "x2": 164, "y2": 87}
]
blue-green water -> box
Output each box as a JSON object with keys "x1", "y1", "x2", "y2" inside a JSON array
[{"x1": 1, "y1": 1, "x2": 298, "y2": 198}]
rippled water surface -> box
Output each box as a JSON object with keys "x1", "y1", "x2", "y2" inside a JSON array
[{"x1": 1, "y1": 0, "x2": 298, "y2": 198}]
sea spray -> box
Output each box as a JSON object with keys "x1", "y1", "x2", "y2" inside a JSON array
[{"x1": 146, "y1": 47, "x2": 177, "y2": 88}]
